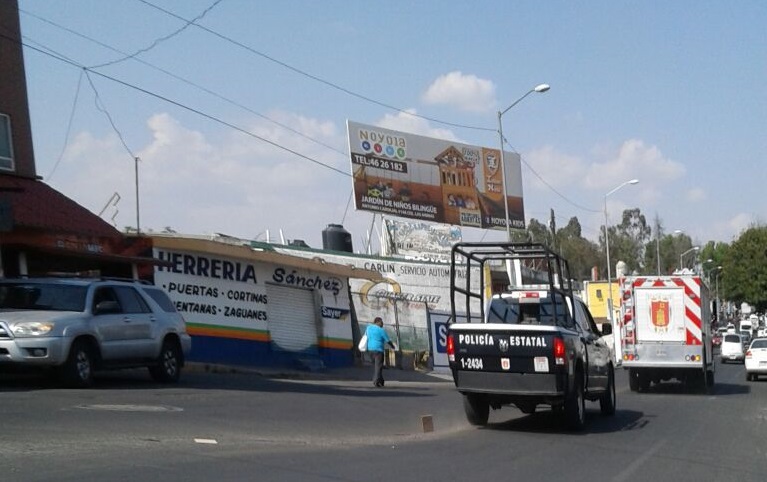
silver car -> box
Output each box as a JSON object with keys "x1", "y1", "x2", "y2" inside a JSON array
[
  {"x1": 720, "y1": 333, "x2": 745, "y2": 363},
  {"x1": 0, "y1": 278, "x2": 192, "y2": 387}
]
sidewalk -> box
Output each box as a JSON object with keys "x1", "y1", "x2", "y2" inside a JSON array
[{"x1": 186, "y1": 361, "x2": 453, "y2": 383}]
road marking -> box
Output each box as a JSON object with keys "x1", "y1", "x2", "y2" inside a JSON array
[
  {"x1": 194, "y1": 438, "x2": 218, "y2": 444},
  {"x1": 75, "y1": 404, "x2": 183, "y2": 412}
]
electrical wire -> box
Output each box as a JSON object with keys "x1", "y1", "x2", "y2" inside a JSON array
[
  {"x1": 84, "y1": 70, "x2": 136, "y2": 158},
  {"x1": 138, "y1": 0, "x2": 496, "y2": 133},
  {"x1": 20, "y1": 8, "x2": 348, "y2": 157},
  {"x1": 89, "y1": 0, "x2": 224, "y2": 69},
  {"x1": 46, "y1": 68, "x2": 84, "y2": 180}
]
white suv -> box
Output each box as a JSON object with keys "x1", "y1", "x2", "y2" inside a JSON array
[{"x1": 0, "y1": 278, "x2": 192, "y2": 387}]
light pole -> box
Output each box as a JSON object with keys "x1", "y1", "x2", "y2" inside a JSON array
[
  {"x1": 604, "y1": 179, "x2": 639, "y2": 364},
  {"x1": 714, "y1": 266, "x2": 723, "y2": 322},
  {"x1": 498, "y1": 83, "x2": 550, "y2": 241},
  {"x1": 679, "y1": 246, "x2": 700, "y2": 271}
]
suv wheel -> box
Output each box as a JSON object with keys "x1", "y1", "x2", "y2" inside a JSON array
[
  {"x1": 62, "y1": 340, "x2": 95, "y2": 388},
  {"x1": 149, "y1": 339, "x2": 182, "y2": 383}
]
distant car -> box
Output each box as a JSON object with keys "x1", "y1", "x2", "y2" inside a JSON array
[
  {"x1": 745, "y1": 338, "x2": 767, "y2": 381},
  {"x1": 0, "y1": 277, "x2": 192, "y2": 387},
  {"x1": 720, "y1": 333, "x2": 744, "y2": 363}
]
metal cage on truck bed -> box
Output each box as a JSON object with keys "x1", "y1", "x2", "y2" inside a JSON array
[{"x1": 449, "y1": 242, "x2": 575, "y2": 326}]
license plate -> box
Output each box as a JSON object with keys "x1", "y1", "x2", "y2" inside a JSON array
[
  {"x1": 729, "y1": 355, "x2": 737, "y2": 359},
  {"x1": 534, "y1": 356, "x2": 549, "y2": 372}
]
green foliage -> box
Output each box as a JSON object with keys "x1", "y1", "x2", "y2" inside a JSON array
[{"x1": 721, "y1": 226, "x2": 767, "y2": 311}]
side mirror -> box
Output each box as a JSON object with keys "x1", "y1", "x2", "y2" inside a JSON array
[
  {"x1": 601, "y1": 323, "x2": 613, "y2": 336},
  {"x1": 95, "y1": 300, "x2": 120, "y2": 315}
]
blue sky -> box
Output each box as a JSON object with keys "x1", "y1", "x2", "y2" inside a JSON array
[{"x1": 17, "y1": 0, "x2": 767, "y2": 251}]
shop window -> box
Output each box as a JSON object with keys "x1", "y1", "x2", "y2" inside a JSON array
[{"x1": 0, "y1": 114, "x2": 13, "y2": 171}]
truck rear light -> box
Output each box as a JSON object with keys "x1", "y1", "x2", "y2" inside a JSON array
[
  {"x1": 447, "y1": 333, "x2": 455, "y2": 362},
  {"x1": 553, "y1": 337, "x2": 565, "y2": 365}
]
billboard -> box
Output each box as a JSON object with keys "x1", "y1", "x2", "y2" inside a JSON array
[
  {"x1": 347, "y1": 120, "x2": 525, "y2": 229},
  {"x1": 381, "y1": 218, "x2": 461, "y2": 262}
]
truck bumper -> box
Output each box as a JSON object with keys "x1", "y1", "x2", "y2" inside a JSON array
[{"x1": 453, "y1": 370, "x2": 563, "y2": 396}]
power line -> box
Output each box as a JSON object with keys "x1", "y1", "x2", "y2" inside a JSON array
[
  {"x1": 47, "y1": 68, "x2": 84, "y2": 180},
  {"x1": 20, "y1": 8, "x2": 347, "y2": 157},
  {"x1": 8, "y1": 33, "x2": 351, "y2": 178},
  {"x1": 84, "y1": 70, "x2": 136, "y2": 159},
  {"x1": 138, "y1": 0, "x2": 496, "y2": 133},
  {"x1": 89, "y1": 0, "x2": 224, "y2": 69}
]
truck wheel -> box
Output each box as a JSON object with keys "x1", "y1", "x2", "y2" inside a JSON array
[
  {"x1": 564, "y1": 375, "x2": 586, "y2": 431},
  {"x1": 628, "y1": 368, "x2": 640, "y2": 392},
  {"x1": 149, "y1": 339, "x2": 182, "y2": 383},
  {"x1": 600, "y1": 366, "x2": 616, "y2": 415},
  {"x1": 746, "y1": 372, "x2": 753, "y2": 382},
  {"x1": 61, "y1": 340, "x2": 95, "y2": 388},
  {"x1": 462, "y1": 394, "x2": 489, "y2": 426}
]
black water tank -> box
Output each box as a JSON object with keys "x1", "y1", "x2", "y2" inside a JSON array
[{"x1": 322, "y1": 224, "x2": 353, "y2": 252}]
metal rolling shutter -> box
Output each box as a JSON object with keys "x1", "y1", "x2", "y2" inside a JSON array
[{"x1": 266, "y1": 284, "x2": 318, "y2": 352}]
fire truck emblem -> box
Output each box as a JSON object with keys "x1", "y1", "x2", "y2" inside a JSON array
[
  {"x1": 650, "y1": 296, "x2": 671, "y2": 333},
  {"x1": 498, "y1": 339, "x2": 509, "y2": 352}
]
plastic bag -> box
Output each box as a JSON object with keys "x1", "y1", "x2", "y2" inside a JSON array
[{"x1": 358, "y1": 334, "x2": 368, "y2": 352}]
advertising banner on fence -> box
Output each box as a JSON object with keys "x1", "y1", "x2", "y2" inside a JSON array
[{"x1": 347, "y1": 120, "x2": 525, "y2": 229}]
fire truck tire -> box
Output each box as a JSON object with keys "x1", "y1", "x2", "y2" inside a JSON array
[
  {"x1": 600, "y1": 366, "x2": 616, "y2": 415},
  {"x1": 565, "y1": 374, "x2": 586, "y2": 431},
  {"x1": 628, "y1": 368, "x2": 639, "y2": 392},
  {"x1": 463, "y1": 394, "x2": 489, "y2": 426}
]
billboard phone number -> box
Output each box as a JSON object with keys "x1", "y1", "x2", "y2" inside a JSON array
[{"x1": 352, "y1": 154, "x2": 408, "y2": 173}]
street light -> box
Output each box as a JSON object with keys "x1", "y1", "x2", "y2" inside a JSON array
[
  {"x1": 679, "y1": 246, "x2": 700, "y2": 271},
  {"x1": 498, "y1": 83, "x2": 550, "y2": 241},
  {"x1": 604, "y1": 178, "x2": 639, "y2": 364}
]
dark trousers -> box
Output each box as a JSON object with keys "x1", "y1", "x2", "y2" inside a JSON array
[{"x1": 372, "y1": 351, "x2": 384, "y2": 385}]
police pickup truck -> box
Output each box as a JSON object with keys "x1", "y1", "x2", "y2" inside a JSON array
[{"x1": 446, "y1": 242, "x2": 616, "y2": 430}]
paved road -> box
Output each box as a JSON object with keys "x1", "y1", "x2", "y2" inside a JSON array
[{"x1": 1, "y1": 359, "x2": 765, "y2": 481}]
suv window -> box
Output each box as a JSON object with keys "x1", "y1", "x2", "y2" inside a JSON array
[
  {"x1": 724, "y1": 334, "x2": 741, "y2": 343},
  {"x1": 143, "y1": 287, "x2": 177, "y2": 312},
  {"x1": 114, "y1": 286, "x2": 151, "y2": 314},
  {"x1": 0, "y1": 283, "x2": 87, "y2": 311}
]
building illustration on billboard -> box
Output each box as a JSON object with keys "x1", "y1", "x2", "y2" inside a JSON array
[{"x1": 347, "y1": 120, "x2": 525, "y2": 230}]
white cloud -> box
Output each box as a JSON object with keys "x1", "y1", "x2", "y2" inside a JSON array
[
  {"x1": 584, "y1": 139, "x2": 685, "y2": 191},
  {"x1": 686, "y1": 187, "x2": 706, "y2": 202},
  {"x1": 48, "y1": 112, "x2": 366, "y2": 246},
  {"x1": 524, "y1": 146, "x2": 586, "y2": 190},
  {"x1": 376, "y1": 109, "x2": 460, "y2": 142},
  {"x1": 421, "y1": 71, "x2": 496, "y2": 113}
]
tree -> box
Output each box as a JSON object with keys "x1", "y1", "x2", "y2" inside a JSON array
[
  {"x1": 721, "y1": 226, "x2": 767, "y2": 311},
  {"x1": 557, "y1": 217, "x2": 601, "y2": 281}
]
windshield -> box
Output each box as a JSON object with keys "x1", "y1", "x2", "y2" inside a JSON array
[
  {"x1": 724, "y1": 334, "x2": 741, "y2": 343},
  {"x1": 486, "y1": 294, "x2": 572, "y2": 328},
  {"x1": 0, "y1": 283, "x2": 87, "y2": 312}
]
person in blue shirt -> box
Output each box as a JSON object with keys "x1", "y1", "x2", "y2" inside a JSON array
[{"x1": 365, "y1": 316, "x2": 396, "y2": 387}]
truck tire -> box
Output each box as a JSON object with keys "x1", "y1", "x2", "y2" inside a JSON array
[
  {"x1": 463, "y1": 394, "x2": 489, "y2": 426},
  {"x1": 61, "y1": 340, "x2": 95, "y2": 388},
  {"x1": 600, "y1": 366, "x2": 616, "y2": 415},
  {"x1": 628, "y1": 368, "x2": 640, "y2": 392},
  {"x1": 516, "y1": 402, "x2": 537, "y2": 414},
  {"x1": 564, "y1": 374, "x2": 586, "y2": 431}
]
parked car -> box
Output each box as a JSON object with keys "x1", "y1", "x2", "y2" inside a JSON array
[
  {"x1": 0, "y1": 277, "x2": 191, "y2": 387},
  {"x1": 745, "y1": 338, "x2": 767, "y2": 381},
  {"x1": 720, "y1": 333, "x2": 745, "y2": 363}
]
